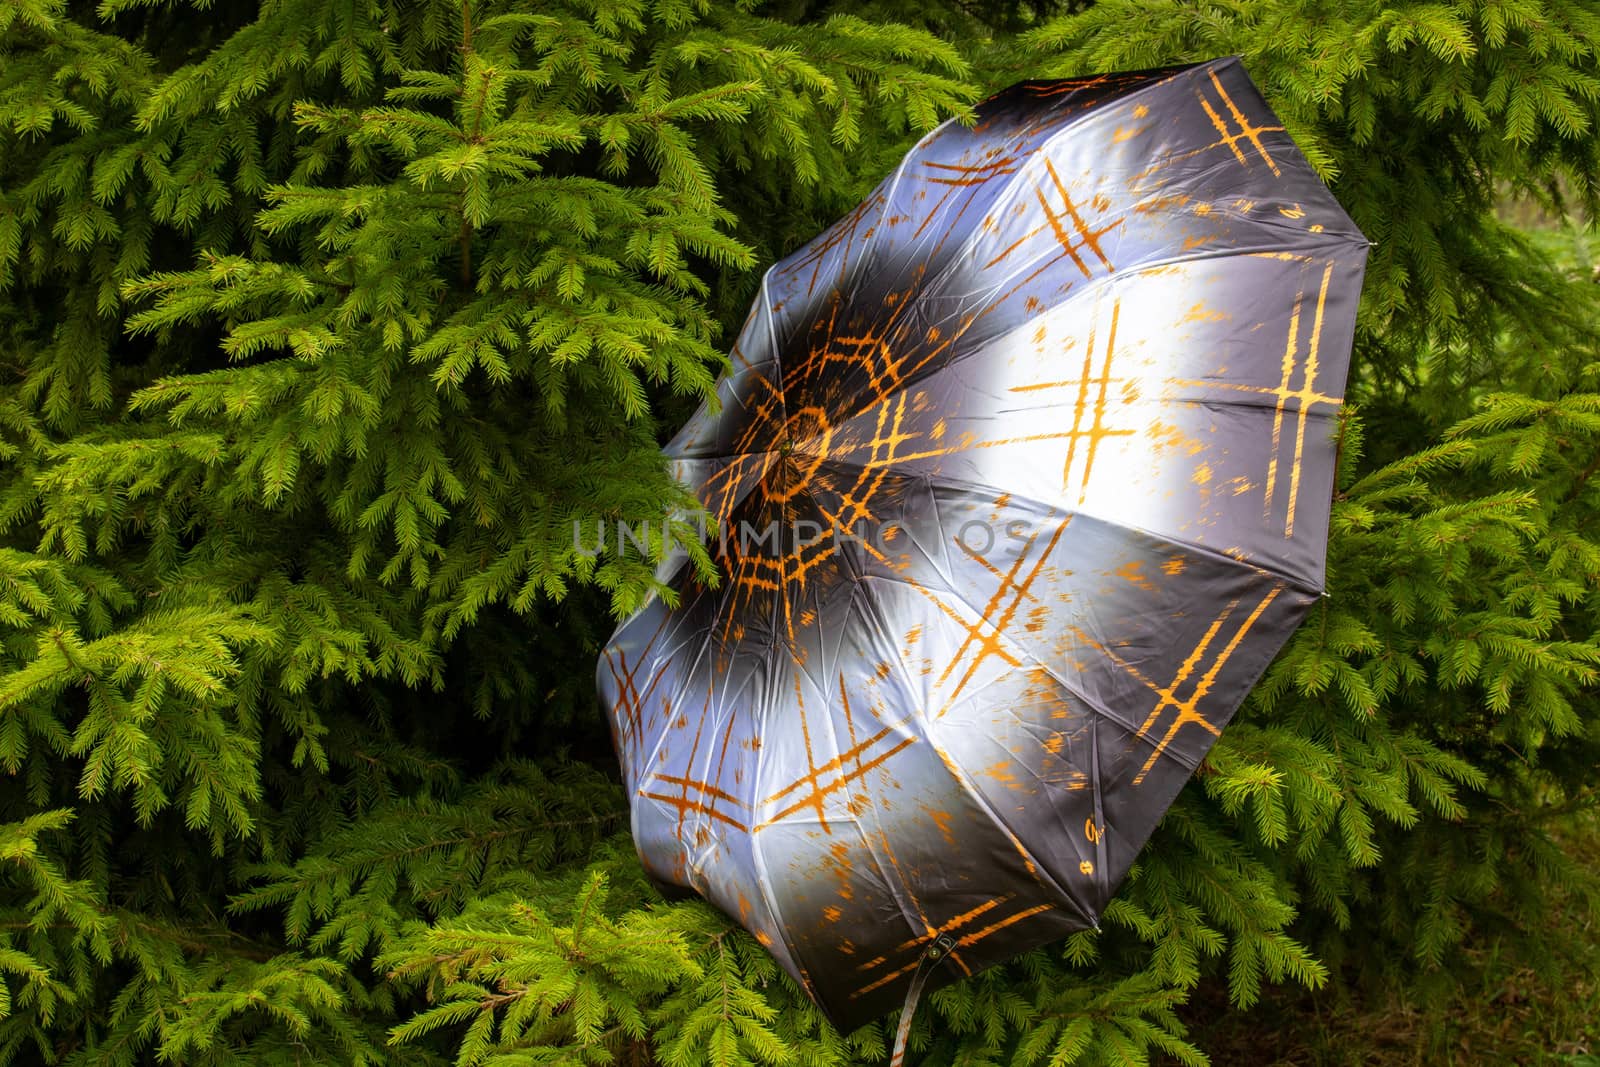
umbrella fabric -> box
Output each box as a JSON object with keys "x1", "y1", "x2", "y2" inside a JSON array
[{"x1": 597, "y1": 56, "x2": 1367, "y2": 1033}]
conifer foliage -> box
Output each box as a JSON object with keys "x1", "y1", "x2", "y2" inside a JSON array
[{"x1": 0, "y1": 0, "x2": 1597, "y2": 1064}]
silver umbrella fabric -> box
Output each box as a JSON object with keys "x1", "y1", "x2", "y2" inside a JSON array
[{"x1": 597, "y1": 57, "x2": 1367, "y2": 1032}]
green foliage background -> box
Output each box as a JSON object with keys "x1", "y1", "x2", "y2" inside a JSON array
[{"x1": 1, "y1": 0, "x2": 1598, "y2": 1063}]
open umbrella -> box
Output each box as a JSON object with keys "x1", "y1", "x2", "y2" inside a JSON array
[{"x1": 596, "y1": 56, "x2": 1366, "y2": 1046}]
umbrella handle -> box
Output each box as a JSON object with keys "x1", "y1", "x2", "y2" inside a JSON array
[{"x1": 889, "y1": 933, "x2": 957, "y2": 1067}]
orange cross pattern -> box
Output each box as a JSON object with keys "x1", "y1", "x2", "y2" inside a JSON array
[
  {"x1": 974, "y1": 71, "x2": 1178, "y2": 136},
  {"x1": 697, "y1": 444, "x2": 780, "y2": 531},
  {"x1": 826, "y1": 393, "x2": 919, "y2": 528},
  {"x1": 1009, "y1": 298, "x2": 1135, "y2": 504},
  {"x1": 1197, "y1": 68, "x2": 1284, "y2": 176},
  {"x1": 716, "y1": 543, "x2": 784, "y2": 644},
  {"x1": 849, "y1": 897, "x2": 1058, "y2": 1001},
  {"x1": 1019, "y1": 72, "x2": 1148, "y2": 100},
  {"x1": 1075, "y1": 585, "x2": 1283, "y2": 785},
  {"x1": 913, "y1": 153, "x2": 1023, "y2": 259},
  {"x1": 980, "y1": 156, "x2": 1123, "y2": 280},
  {"x1": 787, "y1": 670, "x2": 833, "y2": 830},
  {"x1": 637, "y1": 691, "x2": 746, "y2": 841},
  {"x1": 1037, "y1": 158, "x2": 1119, "y2": 278},
  {"x1": 1066, "y1": 299, "x2": 1132, "y2": 503},
  {"x1": 602, "y1": 613, "x2": 676, "y2": 762},
  {"x1": 1166, "y1": 260, "x2": 1339, "y2": 537},
  {"x1": 812, "y1": 675, "x2": 947, "y2": 953},
  {"x1": 1129, "y1": 69, "x2": 1286, "y2": 186},
  {"x1": 800, "y1": 316, "x2": 911, "y2": 397},
  {"x1": 756, "y1": 726, "x2": 916, "y2": 830},
  {"x1": 935, "y1": 516, "x2": 1075, "y2": 717},
  {"x1": 850, "y1": 894, "x2": 1012, "y2": 997},
  {"x1": 640, "y1": 771, "x2": 750, "y2": 833},
  {"x1": 603, "y1": 650, "x2": 647, "y2": 760},
  {"x1": 773, "y1": 191, "x2": 885, "y2": 297},
  {"x1": 959, "y1": 533, "x2": 1044, "y2": 608}
]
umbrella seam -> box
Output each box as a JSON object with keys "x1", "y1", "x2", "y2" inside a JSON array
[
  {"x1": 807, "y1": 455, "x2": 1326, "y2": 598},
  {"x1": 845, "y1": 580, "x2": 963, "y2": 972}
]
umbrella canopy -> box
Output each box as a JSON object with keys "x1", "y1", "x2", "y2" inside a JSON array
[{"x1": 597, "y1": 56, "x2": 1367, "y2": 1033}]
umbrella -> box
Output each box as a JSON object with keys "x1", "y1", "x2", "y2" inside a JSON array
[{"x1": 596, "y1": 56, "x2": 1367, "y2": 1047}]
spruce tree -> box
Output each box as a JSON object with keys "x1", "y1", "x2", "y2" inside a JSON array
[{"x1": 0, "y1": 0, "x2": 1597, "y2": 1065}]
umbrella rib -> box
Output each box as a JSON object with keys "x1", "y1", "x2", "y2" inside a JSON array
[
  {"x1": 757, "y1": 272, "x2": 790, "y2": 432},
  {"x1": 747, "y1": 813, "x2": 819, "y2": 1000},
  {"x1": 623, "y1": 593, "x2": 714, "y2": 788},
  {"x1": 843, "y1": 581, "x2": 968, "y2": 959},
  {"x1": 1160, "y1": 388, "x2": 1346, "y2": 415}
]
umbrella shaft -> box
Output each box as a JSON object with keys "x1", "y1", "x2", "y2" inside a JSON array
[{"x1": 889, "y1": 934, "x2": 955, "y2": 1067}]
